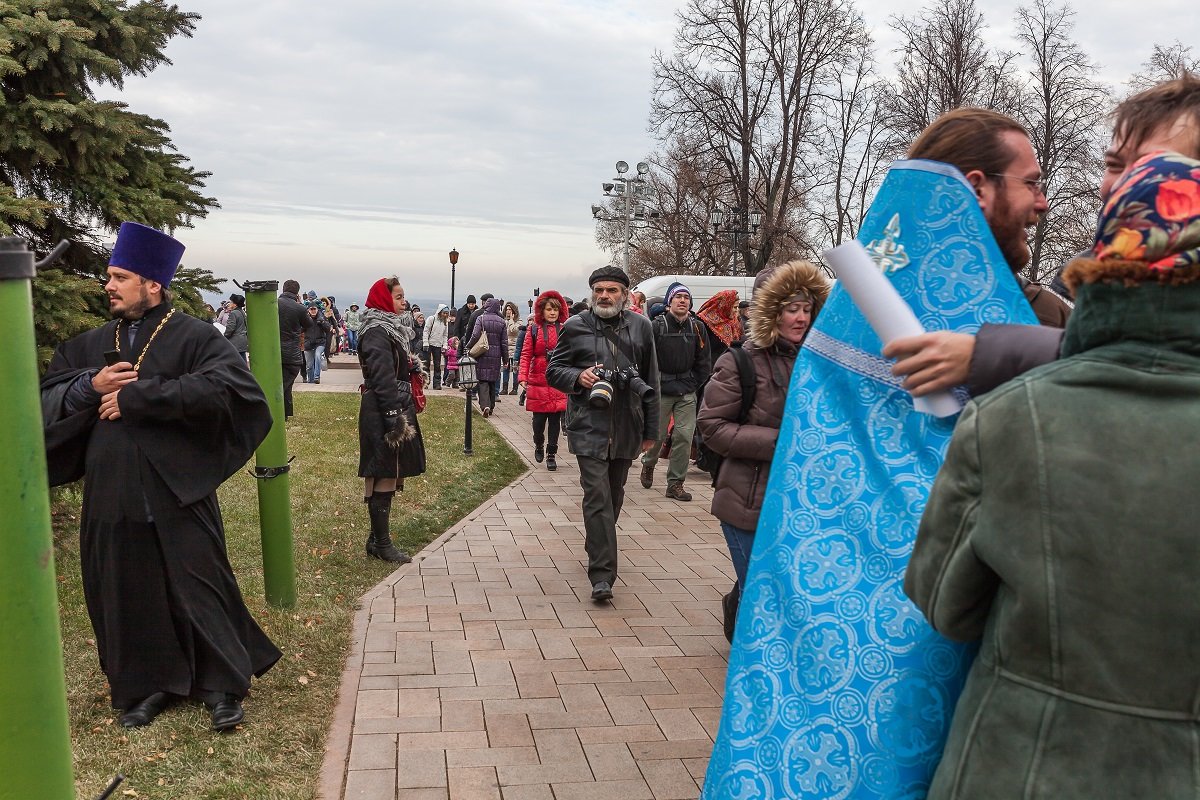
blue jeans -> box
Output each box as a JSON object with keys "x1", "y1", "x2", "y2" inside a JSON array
[
  {"x1": 305, "y1": 345, "x2": 324, "y2": 382},
  {"x1": 721, "y1": 521, "x2": 755, "y2": 601},
  {"x1": 346, "y1": 329, "x2": 358, "y2": 352}
]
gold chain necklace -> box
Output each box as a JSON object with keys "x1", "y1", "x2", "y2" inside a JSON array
[{"x1": 115, "y1": 309, "x2": 177, "y2": 371}]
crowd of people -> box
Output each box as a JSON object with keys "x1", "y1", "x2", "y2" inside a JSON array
[{"x1": 32, "y1": 73, "x2": 1200, "y2": 796}]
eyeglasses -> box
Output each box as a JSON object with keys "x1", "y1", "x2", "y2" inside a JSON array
[{"x1": 987, "y1": 173, "x2": 1047, "y2": 196}]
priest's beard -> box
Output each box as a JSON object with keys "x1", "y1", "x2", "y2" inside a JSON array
[
  {"x1": 113, "y1": 283, "x2": 154, "y2": 320},
  {"x1": 990, "y1": 189, "x2": 1032, "y2": 273}
]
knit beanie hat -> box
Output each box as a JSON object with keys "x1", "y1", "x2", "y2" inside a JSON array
[{"x1": 665, "y1": 281, "x2": 692, "y2": 309}]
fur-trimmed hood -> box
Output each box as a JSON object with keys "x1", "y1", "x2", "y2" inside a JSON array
[
  {"x1": 533, "y1": 290, "x2": 569, "y2": 325},
  {"x1": 747, "y1": 260, "x2": 832, "y2": 349}
]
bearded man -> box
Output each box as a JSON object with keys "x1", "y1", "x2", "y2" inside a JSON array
[
  {"x1": 41, "y1": 222, "x2": 280, "y2": 732},
  {"x1": 547, "y1": 266, "x2": 659, "y2": 602},
  {"x1": 886, "y1": 79, "x2": 1200, "y2": 396}
]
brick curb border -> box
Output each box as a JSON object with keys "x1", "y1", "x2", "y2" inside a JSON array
[{"x1": 317, "y1": 415, "x2": 535, "y2": 799}]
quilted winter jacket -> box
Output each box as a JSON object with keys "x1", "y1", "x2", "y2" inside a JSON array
[
  {"x1": 696, "y1": 260, "x2": 829, "y2": 531},
  {"x1": 518, "y1": 291, "x2": 568, "y2": 414}
]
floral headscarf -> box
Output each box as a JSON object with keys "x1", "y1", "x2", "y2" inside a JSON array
[
  {"x1": 1093, "y1": 151, "x2": 1200, "y2": 274},
  {"x1": 695, "y1": 289, "x2": 743, "y2": 347}
]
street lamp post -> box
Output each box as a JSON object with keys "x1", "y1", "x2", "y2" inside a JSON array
[
  {"x1": 448, "y1": 248, "x2": 459, "y2": 314},
  {"x1": 592, "y1": 161, "x2": 659, "y2": 275},
  {"x1": 458, "y1": 355, "x2": 479, "y2": 456},
  {"x1": 709, "y1": 207, "x2": 763, "y2": 274}
]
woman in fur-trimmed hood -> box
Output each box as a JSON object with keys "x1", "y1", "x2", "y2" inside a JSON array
[
  {"x1": 518, "y1": 290, "x2": 570, "y2": 470},
  {"x1": 696, "y1": 260, "x2": 831, "y2": 639},
  {"x1": 905, "y1": 151, "x2": 1200, "y2": 799}
]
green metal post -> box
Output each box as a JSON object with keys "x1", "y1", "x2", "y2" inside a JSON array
[
  {"x1": 244, "y1": 281, "x2": 296, "y2": 609},
  {"x1": 0, "y1": 237, "x2": 74, "y2": 797}
]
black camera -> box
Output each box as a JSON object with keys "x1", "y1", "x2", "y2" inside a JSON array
[{"x1": 589, "y1": 366, "x2": 654, "y2": 409}]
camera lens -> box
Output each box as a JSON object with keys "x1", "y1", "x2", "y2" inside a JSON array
[{"x1": 588, "y1": 379, "x2": 615, "y2": 409}]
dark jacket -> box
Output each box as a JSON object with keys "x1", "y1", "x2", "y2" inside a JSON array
[
  {"x1": 547, "y1": 308, "x2": 659, "y2": 460},
  {"x1": 303, "y1": 312, "x2": 330, "y2": 351},
  {"x1": 696, "y1": 260, "x2": 829, "y2": 531},
  {"x1": 466, "y1": 298, "x2": 508, "y2": 382},
  {"x1": 223, "y1": 307, "x2": 248, "y2": 353},
  {"x1": 651, "y1": 311, "x2": 711, "y2": 396},
  {"x1": 278, "y1": 291, "x2": 316, "y2": 365},
  {"x1": 454, "y1": 303, "x2": 477, "y2": 344},
  {"x1": 357, "y1": 326, "x2": 425, "y2": 480},
  {"x1": 906, "y1": 277, "x2": 1200, "y2": 800},
  {"x1": 965, "y1": 279, "x2": 1072, "y2": 396},
  {"x1": 698, "y1": 340, "x2": 797, "y2": 531}
]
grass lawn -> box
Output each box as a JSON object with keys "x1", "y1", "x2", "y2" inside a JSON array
[{"x1": 52, "y1": 392, "x2": 525, "y2": 799}]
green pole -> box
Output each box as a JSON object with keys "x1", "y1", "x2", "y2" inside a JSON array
[
  {"x1": 244, "y1": 281, "x2": 296, "y2": 609},
  {"x1": 0, "y1": 237, "x2": 74, "y2": 798}
]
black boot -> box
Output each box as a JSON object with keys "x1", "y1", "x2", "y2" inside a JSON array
[
  {"x1": 546, "y1": 443, "x2": 557, "y2": 471},
  {"x1": 366, "y1": 492, "x2": 412, "y2": 563},
  {"x1": 722, "y1": 588, "x2": 739, "y2": 643}
]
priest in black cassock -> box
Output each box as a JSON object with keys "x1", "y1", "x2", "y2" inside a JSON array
[{"x1": 40, "y1": 222, "x2": 281, "y2": 732}]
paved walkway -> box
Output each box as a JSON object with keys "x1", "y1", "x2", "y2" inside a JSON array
[{"x1": 312, "y1": 358, "x2": 734, "y2": 799}]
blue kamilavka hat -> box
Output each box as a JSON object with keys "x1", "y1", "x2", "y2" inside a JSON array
[{"x1": 108, "y1": 222, "x2": 185, "y2": 287}]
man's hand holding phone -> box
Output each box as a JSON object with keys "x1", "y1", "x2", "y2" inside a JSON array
[{"x1": 93, "y1": 351, "x2": 138, "y2": 416}]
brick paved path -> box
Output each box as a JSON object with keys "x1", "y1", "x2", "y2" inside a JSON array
[{"x1": 318, "y1": 376, "x2": 734, "y2": 799}]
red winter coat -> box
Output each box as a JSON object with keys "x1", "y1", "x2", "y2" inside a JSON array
[{"x1": 518, "y1": 290, "x2": 568, "y2": 414}]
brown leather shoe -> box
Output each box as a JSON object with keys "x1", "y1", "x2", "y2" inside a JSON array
[
  {"x1": 665, "y1": 482, "x2": 692, "y2": 502},
  {"x1": 640, "y1": 462, "x2": 654, "y2": 489}
]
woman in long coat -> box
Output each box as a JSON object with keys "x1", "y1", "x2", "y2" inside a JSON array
[
  {"x1": 517, "y1": 290, "x2": 568, "y2": 470},
  {"x1": 466, "y1": 297, "x2": 508, "y2": 416},
  {"x1": 357, "y1": 276, "x2": 426, "y2": 563}
]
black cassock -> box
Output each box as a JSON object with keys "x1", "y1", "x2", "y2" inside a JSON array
[{"x1": 41, "y1": 302, "x2": 281, "y2": 709}]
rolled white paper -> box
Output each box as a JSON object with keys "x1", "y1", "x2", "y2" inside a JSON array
[{"x1": 822, "y1": 240, "x2": 962, "y2": 417}]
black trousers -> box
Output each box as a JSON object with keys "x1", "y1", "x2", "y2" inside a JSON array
[
  {"x1": 576, "y1": 455, "x2": 632, "y2": 587},
  {"x1": 282, "y1": 361, "x2": 302, "y2": 417},
  {"x1": 426, "y1": 346, "x2": 443, "y2": 388},
  {"x1": 477, "y1": 380, "x2": 499, "y2": 412},
  {"x1": 532, "y1": 411, "x2": 562, "y2": 452}
]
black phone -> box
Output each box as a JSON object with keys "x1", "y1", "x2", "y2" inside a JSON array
[{"x1": 103, "y1": 350, "x2": 121, "y2": 366}]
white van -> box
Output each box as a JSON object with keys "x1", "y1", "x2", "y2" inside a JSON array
[{"x1": 631, "y1": 274, "x2": 755, "y2": 309}]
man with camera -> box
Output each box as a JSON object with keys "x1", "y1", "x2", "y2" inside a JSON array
[
  {"x1": 639, "y1": 282, "x2": 710, "y2": 501},
  {"x1": 547, "y1": 266, "x2": 659, "y2": 602}
]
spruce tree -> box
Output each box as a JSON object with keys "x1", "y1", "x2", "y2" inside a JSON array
[{"x1": 0, "y1": 1, "x2": 221, "y2": 364}]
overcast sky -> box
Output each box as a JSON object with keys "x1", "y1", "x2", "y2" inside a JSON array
[{"x1": 109, "y1": 0, "x2": 1185, "y2": 310}]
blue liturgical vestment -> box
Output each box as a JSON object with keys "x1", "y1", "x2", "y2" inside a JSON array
[{"x1": 702, "y1": 160, "x2": 1039, "y2": 799}]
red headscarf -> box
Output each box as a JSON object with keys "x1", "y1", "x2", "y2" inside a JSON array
[
  {"x1": 365, "y1": 278, "x2": 395, "y2": 313},
  {"x1": 696, "y1": 289, "x2": 743, "y2": 347}
]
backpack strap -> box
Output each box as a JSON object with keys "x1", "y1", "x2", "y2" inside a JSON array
[{"x1": 729, "y1": 346, "x2": 756, "y2": 424}]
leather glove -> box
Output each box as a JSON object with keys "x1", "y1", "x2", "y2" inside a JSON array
[{"x1": 382, "y1": 409, "x2": 399, "y2": 438}]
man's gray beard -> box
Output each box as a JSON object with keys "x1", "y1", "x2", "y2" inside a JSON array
[{"x1": 591, "y1": 293, "x2": 629, "y2": 319}]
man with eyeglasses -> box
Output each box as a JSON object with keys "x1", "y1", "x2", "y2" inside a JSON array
[
  {"x1": 887, "y1": 81, "x2": 1200, "y2": 397},
  {"x1": 882, "y1": 107, "x2": 1071, "y2": 397}
]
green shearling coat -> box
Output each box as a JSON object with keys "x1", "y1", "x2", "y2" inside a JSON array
[{"x1": 905, "y1": 279, "x2": 1200, "y2": 799}]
